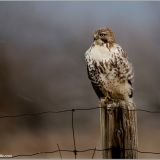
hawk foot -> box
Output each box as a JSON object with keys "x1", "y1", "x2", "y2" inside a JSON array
[{"x1": 104, "y1": 92, "x2": 112, "y2": 104}]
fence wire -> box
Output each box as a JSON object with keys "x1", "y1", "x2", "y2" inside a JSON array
[
  {"x1": 0, "y1": 104, "x2": 160, "y2": 158},
  {"x1": 11, "y1": 148, "x2": 160, "y2": 158},
  {"x1": 0, "y1": 106, "x2": 160, "y2": 119}
]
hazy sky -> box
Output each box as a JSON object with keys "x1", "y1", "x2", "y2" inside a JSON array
[{"x1": 0, "y1": 1, "x2": 160, "y2": 110}]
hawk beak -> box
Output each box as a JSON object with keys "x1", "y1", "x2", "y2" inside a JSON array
[
  {"x1": 94, "y1": 36, "x2": 97, "y2": 41},
  {"x1": 93, "y1": 34, "x2": 98, "y2": 41}
]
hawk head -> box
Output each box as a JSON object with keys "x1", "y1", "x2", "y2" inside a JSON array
[{"x1": 93, "y1": 27, "x2": 115, "y2": 48}]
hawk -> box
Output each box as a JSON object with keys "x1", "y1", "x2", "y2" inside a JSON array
[{"x1": 85, "y1": 27, "x2": 134, "y2": 103}]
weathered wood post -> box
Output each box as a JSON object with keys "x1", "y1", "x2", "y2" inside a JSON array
[{"x1": 100, "y1": 99, "x2": 138, "y2": 158}]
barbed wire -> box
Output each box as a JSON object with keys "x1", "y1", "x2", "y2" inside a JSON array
[
  {"x1": 57, "y1": 144, "x2": 62, "y2": 159},
  {"x1": 10, "y1": 148, "x2": 160, "y2": 158},
  {"x1": 0, "y1": 105, "x2": 160, "y2": 119},
  {"x1": 91, "y1": 147, "x2": 96, "y2": 159},
  {"x1": 0, "y1": 103, "x2": 160, "y2": 158},
  {"x1": 71, "y1": 109, "x2": 77, "y2": 159}
]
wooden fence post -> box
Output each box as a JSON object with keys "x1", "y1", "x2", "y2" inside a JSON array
[{"x1": 100, "y1": 99, "x2": 138, "y2": 158}]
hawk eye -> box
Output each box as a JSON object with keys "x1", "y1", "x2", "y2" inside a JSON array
[{"x1": 100, "y1": 33, "x2": 106, "y2": 37}]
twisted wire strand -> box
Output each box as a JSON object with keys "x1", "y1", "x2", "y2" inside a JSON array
[{"x1": 11, "y1": 148, "x2": 160, "y2": 158}]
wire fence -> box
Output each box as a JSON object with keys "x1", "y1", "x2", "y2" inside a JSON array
[{"x1": 0, "y1": 104, "x2": 160, "y2": 158}]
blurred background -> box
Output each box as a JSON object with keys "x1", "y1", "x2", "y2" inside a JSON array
[{"x1": 0, "y1": 1, "x2": 160, "y2": 158}]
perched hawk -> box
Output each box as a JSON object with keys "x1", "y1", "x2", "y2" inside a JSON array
[{"x1": 85, "y1": 27, "x2": 134, "y2": 103}]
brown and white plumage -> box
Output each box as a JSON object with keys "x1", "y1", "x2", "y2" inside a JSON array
[{"x1": 85, "y1": 27, "x2": 134, "y2": 102}]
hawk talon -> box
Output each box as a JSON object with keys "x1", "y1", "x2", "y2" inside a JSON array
[{"x1": 104, "y1": 93, "x2": 112, "y2": 104}]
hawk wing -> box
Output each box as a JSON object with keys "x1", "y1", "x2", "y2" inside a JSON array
[{"x1": 87, "y1": 66, "x2": 105, "y2": 98}]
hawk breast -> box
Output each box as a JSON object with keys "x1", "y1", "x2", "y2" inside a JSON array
[{"x1": 85, "y1": 43, "x2": 134, "y2": 100}]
